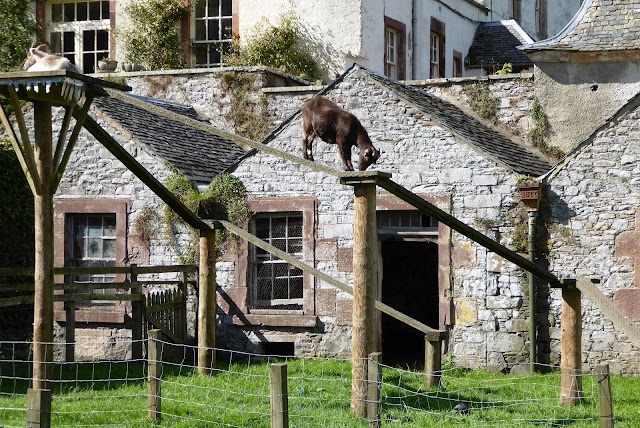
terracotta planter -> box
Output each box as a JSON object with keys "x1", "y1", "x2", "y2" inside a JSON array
[
  {"x1": 518, "y1": 182, "x2": 543, "y2": 212},
  {"x1": 97, "y1": 60, "x2": 118, "y2": 72}
]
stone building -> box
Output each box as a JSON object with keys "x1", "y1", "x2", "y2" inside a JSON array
[
  {"x1": 544, "y1": 92, "x2": 640, "y2": 374},
  {"x1": 218, "y1": 65, "x2": 554, "y2": 370},
  {"x1": 520, "y1": 0, "x2": 640, "y2": 153}
]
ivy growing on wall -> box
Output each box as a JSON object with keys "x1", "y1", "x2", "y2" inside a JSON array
[
  {"x1": 163, "y1": 171, "x2": 251, "y2": 264},
  {"x1": 529, "y1": 98, "x2": 565, "y2": 160},
  {"x1": 0, "y1": 140, "x2": 34, "y2": 267},
  {"x1": 120, "y1": 0, "x2": 191, "y2": 70},
  {"x1": 224, "y1": 14, "x2": 320, "y2": 81},
  {"x1": 220, "y1": 71, "x2": 269, "y2": 141},
  {"x1": 463, "y1": 83, "x2": 500, "y2": 124}
]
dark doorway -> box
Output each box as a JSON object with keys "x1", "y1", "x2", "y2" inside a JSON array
[{"x1": 381, "y1": 240, "x2": 438, "y2": 369}]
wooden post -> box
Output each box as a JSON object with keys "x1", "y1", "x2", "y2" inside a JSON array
[
  {"x1": 180, "y1": 270, "x2": 189, "y2": 343},
  {"x1": 269, "y1": 363, "x2": 289, "y2": 428},
  {"x1": 560, "y1": 281, "x2": 582, "y2": 405},
  {"x1": 425, "y1": 336, "x2": 442, "y2": 387},
  {"x1": 148, "y1": 329, "x2": 162, "y2": 421},
  {"x1": 367, "y1": 352, "x2": 382, "y2": 428},
  {"x1": 131, "y1": 264, "x2": 143, "y2": 360},
  {"x1": 350, "y1": 182, "x2": 378, "y2": 417},
  {"x1": 26, "y1": 388, "x2": 52, "y2": 428},
  {"x1": 597, "y1": 364, "x2": 614, "y2": 428},
  {"x1": 33, "y1": 101, "x2": 54, "y2": 390},
  {"x1": 198, "y1": 228, "x2": 216, "y2": 375},
  {"x1": 528, "y1": 211, "x2": 538, "y2": 374},
  {"x1": 64, "y1": 274, "x2": 75, "y2": 362}
]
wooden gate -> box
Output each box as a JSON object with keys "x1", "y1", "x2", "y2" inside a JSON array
[{"x1": 144, "y1": 286, "x2": 187, "y2": 345}]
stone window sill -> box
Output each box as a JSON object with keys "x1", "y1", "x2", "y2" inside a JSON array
[{"x1": 232, "y1": 314, "x2": 317, "y2": 327}]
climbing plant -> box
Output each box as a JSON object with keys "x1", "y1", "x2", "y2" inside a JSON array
[
  {"x1": 163, "y1": 171, "x2": 252, "y2": 264},
  {"x1": 0, "y1": 0, "x2": 39, "y2": 72},
  {"x1": 224, "y1": 14, "x2": 320, "y2": 81},
  {"x1": 219, "y1": 71, "x2": 269, "y2": 141},
  {"x1": 529, "y1": 98, "x2": 565, "y2": 159},
  {"x1": 120, "y1": 0, "x2": 191, "y2": 70},
  {"x1": 463, "y1": 83, "x2": 499, "y2": 124}
]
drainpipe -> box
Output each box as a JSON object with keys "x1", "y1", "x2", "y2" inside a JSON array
[
  {"x1": 412, "y1": 0, "x2": 417, "y2": 79},
  {"x1": 528, "y1": 211, "x2": 538, "y2": 374}
]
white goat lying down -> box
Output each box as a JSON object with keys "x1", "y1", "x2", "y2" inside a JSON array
[{"x1": 23, "y1": 44, "x2": 81, "y2": 73}]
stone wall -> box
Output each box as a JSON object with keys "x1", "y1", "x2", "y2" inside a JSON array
[{"x1": 546, "y1": 102, "x2": 640, "y2": 374}]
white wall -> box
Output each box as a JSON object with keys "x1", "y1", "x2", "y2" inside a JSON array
[{"x1": 238, "y1": 0, "x2": 365, "y2": 80}]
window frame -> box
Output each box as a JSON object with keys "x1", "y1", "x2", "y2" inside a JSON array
[
  {"x1": 192, "y1": 0, "x2": 234, "y2": 68},
  {"x1": 54, "y1": 199, "x2": 128, "y2": 323},
  {"x1": 430, "y1": 17, "x2": 445, "y2": 79},
  {"x1": 384, "y1": 16, "x2": 406, "y2": 80},
  {"x1": 250, "y1": 213, "x2": 305, "y2": 310},
  {"x1": 45, "y1": 0, "x2": 113, "y2": 74}
]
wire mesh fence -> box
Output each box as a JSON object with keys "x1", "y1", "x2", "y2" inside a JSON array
[{"x1": 0, "y1": 338, "x2": 637, "y2": 427}]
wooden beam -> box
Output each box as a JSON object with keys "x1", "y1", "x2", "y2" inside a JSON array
[
  {"x1": 0, "y1": 101, "x2": 39, "y2": 194},
  {"x1": 32, "y1": 101, "x2": 54, "y2": 391},
  {"x1": 80, "y1": 114, "x2": 211, "y2": 230},
  {"x1": 52, "y1": 95, "x2": 95, "y2": 193},
  {"x1": 376, "y1": 178, "x2": 562, "y2": 287},
  {"x1": 350, "y1": 182, "x2": 378, "y2": 417},
  {"x1": 53, "y1": 106, "x2": 74, "y2": 170},
  {"x1": 7, "y1": 87, "x2": 40, "y2": 191},
  {"x1": 198, "y1": 229, "x2": 216, "y2": 375}
]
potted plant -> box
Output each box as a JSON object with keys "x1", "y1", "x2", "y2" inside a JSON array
[
  {"x1": 97, "y1": 57, "x2": 118, "y2": 71},
  {"x1": 517, "y1": 175, "x2": 543, "y2": 212}
]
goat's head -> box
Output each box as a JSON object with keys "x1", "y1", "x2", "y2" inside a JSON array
[
  {"x1": 23, "y1": 44, "x2": 48, "y2": 70},
  {"x1": 358, "y1": 147, "x2": 380, "y2": 171}
]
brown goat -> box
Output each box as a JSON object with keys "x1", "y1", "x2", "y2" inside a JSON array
[{"x1": 301, "y1": 96, "x2": 380, "y2": 171}]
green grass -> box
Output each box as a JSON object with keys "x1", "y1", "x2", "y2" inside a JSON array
[{"x1": 0, "y1": 358, "x2": 639, "y2": 427}]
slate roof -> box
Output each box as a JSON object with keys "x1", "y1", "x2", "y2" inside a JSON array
[
  {"x1": 467, "y1": 21, "x2": 534, "y2": 70},
  {"x1": 362, "y1": 68, "x2": 553, "y2": 177},
  {"x1": 520, "y1": 0, "x2": 640, "y2": 52},
  {"x1": 93, "y1": 95, "x2": 247, "y2": 185}
]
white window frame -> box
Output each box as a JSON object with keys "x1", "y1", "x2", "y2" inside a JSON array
[
  {"x1": 192, "y1": 0, "x2": 233, "y2": 67},
  {"x1": 46, "y1": 0, "x2": 110, "y2": 73},
  {"x1": 250, "y1": 213, "x2": 304, "y2": 310},
  {"x1": 385, "y1": 27, "x2": 398, "y2": 80},
  {"x1": 430, "y1": 32, "x2": 440, "y2": 78}
]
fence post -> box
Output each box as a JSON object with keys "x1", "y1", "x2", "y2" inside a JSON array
[
  {"x1": 148, "y1": 329, "x2": 162, "y2": 421},
  {"x1": 343, "y1": 178, "x2": 378, "y2": 417},
  {"x1": 26, "y1": 388, "x2": 51, "y2": 428},
  {"x1": 367, "y1": 352, "x2": 382, "y2": 428},
  {"x1": 198, "y1": 228, "x2": 216, "y2": 375},
  {"x1": 597, "y1": 364, "x2": 614, "y2": 428},
  {"x1": 269, "y1": 363, "x2": 289, "y2": 428},
  {"x1": 64, "y1": 274, "x2": 75, "y2": 363},
  {"x1": 131, "y1": 264, "x2": 143, "y2": 360},
  {"x1": 425, "y1": 335, "x2": 442, "y2": 387},
  {"x1": 560, "y1": 279, "x2": 582, "y2": 405}
]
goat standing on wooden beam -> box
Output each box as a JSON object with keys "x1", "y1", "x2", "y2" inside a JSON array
[{"x1": 301, "y1": 96, "x2": 380, "y2": 171}]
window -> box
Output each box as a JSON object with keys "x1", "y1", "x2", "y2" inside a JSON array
[
  {"x1": 511, "y1": 0, "x2": 522, "y2": 22},
  {"x1": 430, "y1": 18, "x2": 445, "y2": 79},
  {"x1": 535, "y1": 0, "x2": 547, "y2": 39},
  {"x1": 193, "y1": 0, "x2": 233, "y2": 67},
  {"x1": 384, "y1": 17, "x2": 406, "y2": 80},
  {"x1": 453, "y1": 51, "x2": 463, "y2": 77},
  {"x1": 68, "y1": 214, "x2": 116, "y2": 282},
  {"x1": 386, "y1": 27, "x2": 398, "y2": 79},
  {"x1": 251, "y1": 214, "x2": 304, "y2": 310},
  {"x1": 377, "y1": 211, "x2": 439, "y2": 239},
  {"x1": 47, "y1": 1, "x2": 111, "y2": 74},
  {"x1": 54, "y1": 199, "x2": 128, "y2": 321}
]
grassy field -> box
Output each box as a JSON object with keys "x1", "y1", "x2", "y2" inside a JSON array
[{"x1": 0, "y1": 357, "x2": 639, "y2": 427}]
